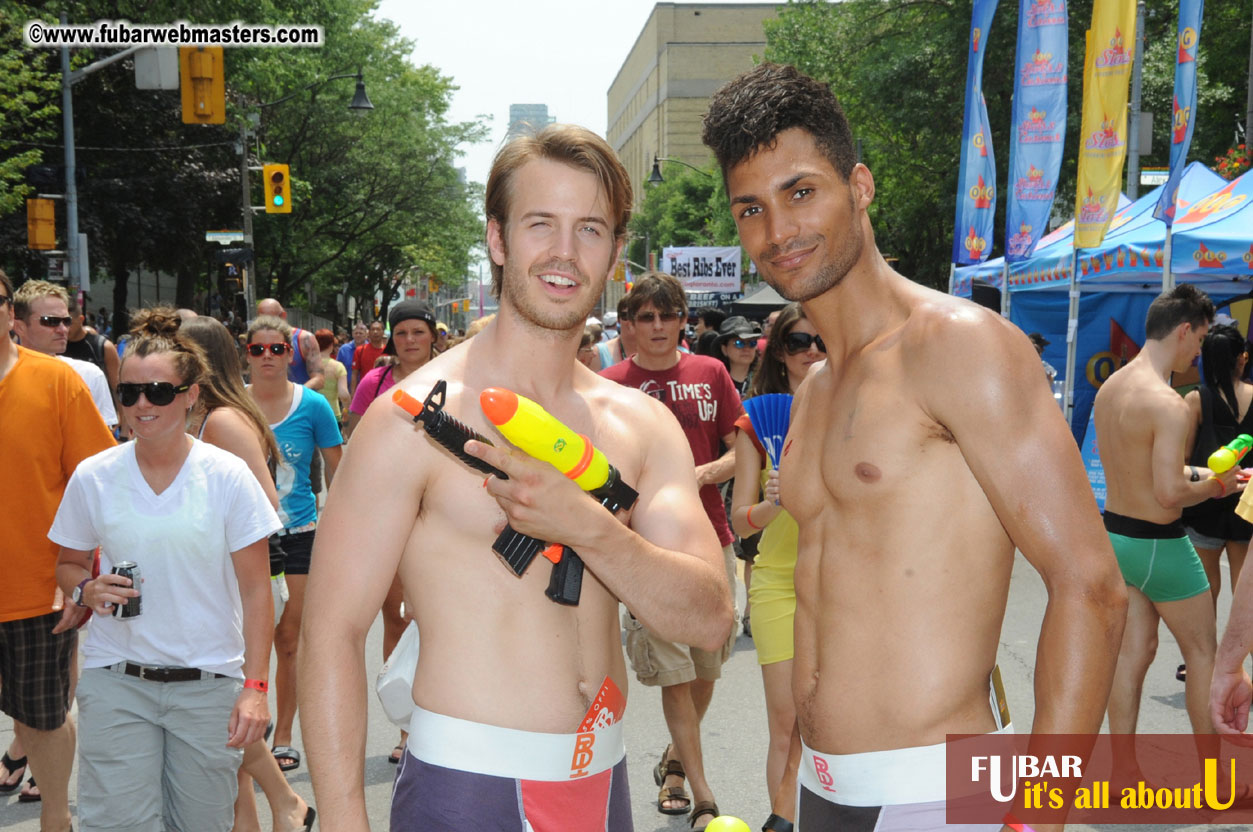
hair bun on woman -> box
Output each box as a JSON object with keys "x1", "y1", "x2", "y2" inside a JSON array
[{"x1": 128, "y1": 306, "x2": 183, "y2": 338}]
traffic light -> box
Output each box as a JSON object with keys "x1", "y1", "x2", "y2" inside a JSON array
[
  {"x1": 263, "y1": 164, "x2": 292, "y2": 214},
  {"x1": 179, "y1": 47, "x2": 225, "y2": 124},
  {"x1": 27, "y1": 198, "x2": 55, "y2": 250},
  {"x1": 427, "y1": 276, "x2": 438, "y2": 294}
]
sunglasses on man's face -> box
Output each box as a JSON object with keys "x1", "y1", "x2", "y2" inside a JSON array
[
  {"x1": 39, "y1": 315, "x2": 73, "y2": 328},
  {"x1": 633, "y1": 311, "x2": 680, "y2": 325},
  {"x1": 246, "y1": 342, "x2": 291, "y2": 357},
  {"x1": 117, "y1": 381, "x2": 191, "y2": 408},
  {"x1": 784, "y1": 332, "x2": 827, "y2": 355}
]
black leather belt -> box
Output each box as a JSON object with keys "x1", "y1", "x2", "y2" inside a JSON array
[{"x1": 114, "y1": 662, "x2": 229, "y2": 683}]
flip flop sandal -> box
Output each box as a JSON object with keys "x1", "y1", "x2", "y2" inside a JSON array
[
  {"x1": 1177, "y1": 664, "x2": 1187, "y2": 682},
  {"x1": 272, "y1": 745, "x2": 301, "y2": 772},
  {"x1": 0, "y1": 752, "x2": 27, "y2": 794},
  {"x1": 689, "y1": 799, "x2": 719, "y2": 829},
  {"x1": 389, "y1": 745, "x2": 404, "y2": 764},
  {"x1": 18, "y1": 776, "x2": 40, "y2": 803}
]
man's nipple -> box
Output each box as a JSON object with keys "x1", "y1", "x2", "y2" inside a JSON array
[{"x1": 854, "y1": 462, "x2": 881, "y2": 483}]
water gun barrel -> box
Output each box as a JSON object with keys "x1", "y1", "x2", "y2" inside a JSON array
[
  {"x1": 1208, "y1": 434, "x2": 1253, "y2": 474},
  {"x1": 480, "y1": 388, "x2": 611, "y2": 490}
]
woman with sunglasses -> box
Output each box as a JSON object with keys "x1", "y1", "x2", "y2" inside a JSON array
[
  {"x1": 342, "y1": 301, "x2": 437, "y2": 762},
  {"x1": 50, "y1": 315, "x2": 281, "y2": 831},
  {"x1": 245, "y1": 316, "x2": 343, "y2": 775},
  {"x1": 715, "y1": 315, "x2": 763, "y2": 398},
  {"x1": 181, "y1": 314, "x2": 316, "y2": 832},
  {"x1": 728, "y1": 303, "x2": 825, "y2": 832}
]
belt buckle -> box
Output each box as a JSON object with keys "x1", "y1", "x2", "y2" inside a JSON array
[{"x1": 140, "y1": 666, "x2": 165, "y2": 682}]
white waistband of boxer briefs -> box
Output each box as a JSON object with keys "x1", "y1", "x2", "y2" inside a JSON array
[
  {"x1": 406, "y1": 705, "x2": 625, "y2": 782},
  {"x1": 799, "y1": 723, "x2": 1015, "y2": 807}
]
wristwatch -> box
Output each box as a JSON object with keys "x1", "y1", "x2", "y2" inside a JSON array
[
  {"x1": 71, "y1": 577, "x2": 91, "y2": 608},
  {"x1": 1190, "y1": 466, "x2": 1201, "y2": 482}
]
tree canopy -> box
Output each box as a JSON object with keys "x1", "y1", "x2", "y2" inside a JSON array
[{"x1": 0, "y1": 0, "x2": 485, "y2": 327}]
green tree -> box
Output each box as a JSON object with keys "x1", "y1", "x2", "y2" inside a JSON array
[
  {"x1": 0, "y1": 2, "x2": 60, "y2": 218},
  {"x1": 0, "y1": 0, "x2": 487, "y2": 330},
  {"x1": 628, "y1": 160, "x2": 745, "y2": 277}
]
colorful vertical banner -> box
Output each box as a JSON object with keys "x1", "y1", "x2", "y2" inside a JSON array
[
  {"x1": 1073, "y1": 0, "x2": 1137, "y2": 249},
  {"x1": 952, "y1": 0, "x2": 1000, "y2": 265},
  {"x1": 1004, "y1": 0, "x2": 1068, "y2": 261},
  {"x1": 1153, "y1": 0, "x2": 1204, "y2": 225}
]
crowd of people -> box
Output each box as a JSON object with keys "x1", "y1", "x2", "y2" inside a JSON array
[{"x1": 7, "y1": 60, "x2": 1253, "y2": 832}]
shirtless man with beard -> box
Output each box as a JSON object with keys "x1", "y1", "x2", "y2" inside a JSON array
[
  {"x1": 702, "y1": 62, "x2": 1128, "y2": 831},
  {"x1": 299, "y1": 124, "x2": 734, "y2": 832}
]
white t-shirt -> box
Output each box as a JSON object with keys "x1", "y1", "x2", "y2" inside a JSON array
[
  {"x1": 48, "y1": 439, "x2": 282, "y2": 675},
  {"x1": 58, "y1": 355, "x2": 117, "y2": 427}
]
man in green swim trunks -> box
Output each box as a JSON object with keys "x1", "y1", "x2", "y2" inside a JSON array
[{"x1": 1094, "y1": 283, "x2": 1244, "y2": 742}]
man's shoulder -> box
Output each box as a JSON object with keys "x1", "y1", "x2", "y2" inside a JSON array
[
  {"x1": 903, "y1": 296, "x2": 1036, "y2": 378},
  {"x1": 15, "y1": 346, "x2": 86, "y2": 388}
]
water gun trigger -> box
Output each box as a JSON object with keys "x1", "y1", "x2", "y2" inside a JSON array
[{"x1": 541, "y1": 543, "x2": 565, "y2": 564}]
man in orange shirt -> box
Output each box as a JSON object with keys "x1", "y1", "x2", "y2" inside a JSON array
[{"x1": 0, "y1": 270, "x2": 115, "y2": 832}]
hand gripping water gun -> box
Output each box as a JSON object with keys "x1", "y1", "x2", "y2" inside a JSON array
[
  {"x1": 479, "y1": 386, "x2": 638, "y2": 604},
  {"x1": 1207, "y1": 434, "x2": 1253, "y2": 474},
  {"x1": 393, "y1": 381, "x2": 636, "y2": 605}
]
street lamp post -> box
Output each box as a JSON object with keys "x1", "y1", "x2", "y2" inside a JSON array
[
  {"x1": 647, "y1": 155, "x2": 711, "y2": 185},
  {"x1": 643, "y1": 156, "x2": 712, "y2": 268}
]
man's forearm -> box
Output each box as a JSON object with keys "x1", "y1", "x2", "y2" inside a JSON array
[
  {"x1": 1029, "y1": 582, "x2": 1126, "y2": 734},
  {"x1": 1217, "y1": 567, "x2": 1253, "y2": 672},
  {"x1": 698, "y1": 448, "x2": 736, "y2": 486},
  {"x1": 300, "y1": 632, "x2": 372, "y2": 831}
]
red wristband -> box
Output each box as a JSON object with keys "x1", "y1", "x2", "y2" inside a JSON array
[
  {"x1": 243, "y1": 678, "x2": 269, "y2": 693},
  {"x1": 1210, "y1": 476, "x2": 1227, "y2": 498},
  {"x1": 746, "y1": 504, "x2": 764, "y2": 530}
]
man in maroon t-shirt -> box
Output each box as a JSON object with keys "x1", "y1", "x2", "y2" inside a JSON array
[
  {"x1": 352, "y1": 319, "x2": 388, "y2": 391},
  {"x1": 600, "y1": 271, "x2": 742, "y2": 827}
]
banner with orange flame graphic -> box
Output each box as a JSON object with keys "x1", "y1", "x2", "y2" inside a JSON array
[{"x1": 1073, "y1": 0, "x2": 1136, "y2": 248}]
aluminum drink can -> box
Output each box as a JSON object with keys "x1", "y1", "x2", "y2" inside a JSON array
[{"x1": 110, "y1": 561, "x2": 142, "y2": 619}]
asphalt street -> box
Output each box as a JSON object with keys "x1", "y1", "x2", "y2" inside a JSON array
[{"x1": 2, "y1": 553, "x2": 1251, "y2": 831}]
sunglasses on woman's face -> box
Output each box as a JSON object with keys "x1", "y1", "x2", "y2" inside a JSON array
[
  {"x1": 784, "y1": 332, "x2": 827, "y2": 355},
  {"x1": 730, "y1": 338, "x2": 756, "y2": 349},
  {"x1": 246, "y1": 342, "x2": 291, "y2": 357},
  {"x1": 117, "y1": 381, "x2": 191, "y2": 407}
]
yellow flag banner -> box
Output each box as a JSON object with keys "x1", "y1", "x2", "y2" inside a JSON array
[{"x1": 1073, "y1": 0, "x2": 1136, "y2": 248}]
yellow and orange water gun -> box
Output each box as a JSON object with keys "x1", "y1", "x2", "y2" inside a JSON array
[{"x1": 394, "y1": 381, "x2": 637, "y2": 605}]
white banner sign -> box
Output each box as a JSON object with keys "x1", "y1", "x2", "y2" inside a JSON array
[{"x1": 661, "y1": 246, "x2": 742, "y2": 293}]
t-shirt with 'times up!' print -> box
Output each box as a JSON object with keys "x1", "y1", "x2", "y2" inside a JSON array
[{"x1": 600, "y1": 353, "x2": 743, "y2": 545}]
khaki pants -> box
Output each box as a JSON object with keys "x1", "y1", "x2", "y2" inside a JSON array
[{"x1": 76, "y1": 667, "x2": 243, "y2": 831}]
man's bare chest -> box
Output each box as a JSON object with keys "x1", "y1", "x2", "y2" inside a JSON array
[{"x1": 780, "y1": 366, "x2": 953, "y2": 515}]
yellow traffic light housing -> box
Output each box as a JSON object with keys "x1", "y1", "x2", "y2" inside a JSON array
[
  {"x1": 179, "y1": 47, "x2": 225, "y2": 124},
  {"x1": 27, "y1": 198, "x2": 55, "y2": 250},
  {"x1": 263, "y1": 164, "x2": 292, "y2": 214}
]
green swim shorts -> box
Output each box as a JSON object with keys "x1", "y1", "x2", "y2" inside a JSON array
[{"x1": 1103, "y1": 511, "x2": 1210, "y2": 603}]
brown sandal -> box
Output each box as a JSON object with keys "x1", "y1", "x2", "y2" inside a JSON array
[
  {"x1": 654, "y1": 745, "x2": 690, "y2": 815},
  {"x1": 689, "y1": 799, "x2": 719, "y2": 829}
]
